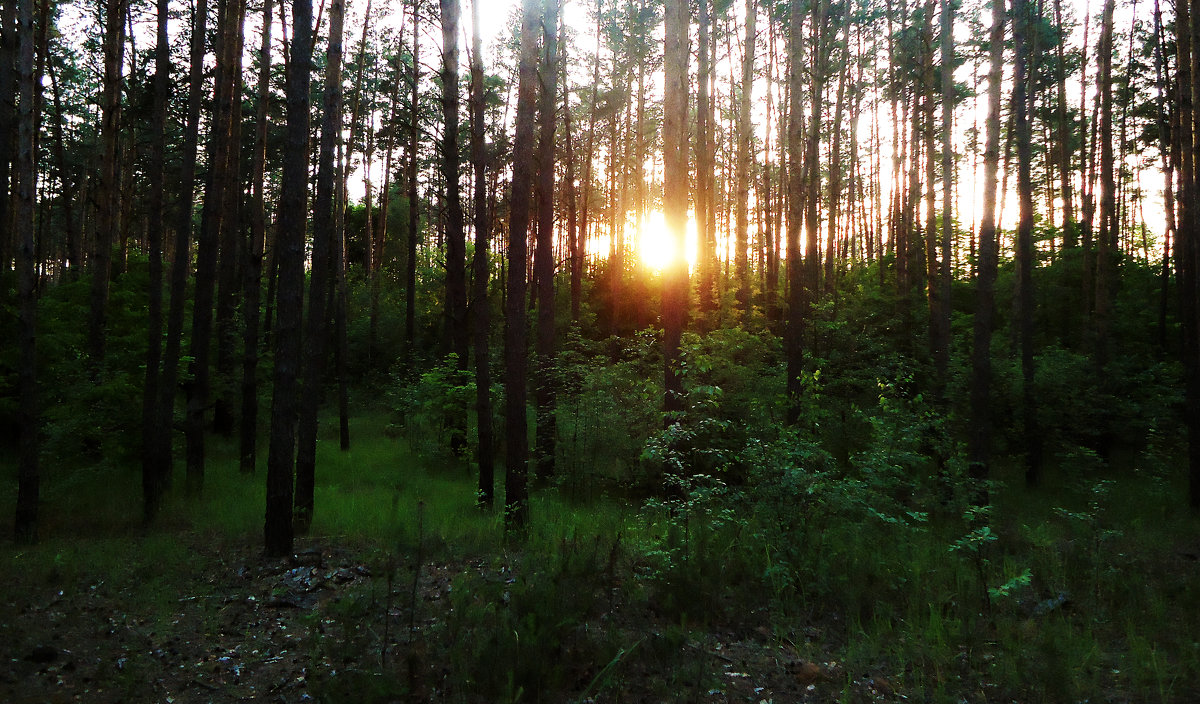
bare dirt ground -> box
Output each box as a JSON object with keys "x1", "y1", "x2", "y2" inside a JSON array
[{"x1": 1, "y1": 534, "x2": 901, "y2": 703}]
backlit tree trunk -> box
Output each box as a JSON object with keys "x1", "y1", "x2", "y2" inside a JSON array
[
  {"x1": 241, "y1": 0, "x2": 274, "y2": 474},
  {"x1": 534, "y1": 0, "x2": 559, "y2": 481},
  {"x1": 469, "y1": 0, "x2": 494, "y2": 507},
  {"x1": 662, "y1": 0, "x2": 688, "y2": 416},
  {"x1": 295, "y1": 0, "x2": 345, "y2": 534},
  {"x1": 141, "y1": 0, "x2": 170, "y2": 521},
  {"x1": 733, "y1": 0, "x2": 755, "y2": 313},
  {"x1": 505, "y1": 0, "x2": 541, "y2": 532},
  {"x1": 13, "y1": 0, "x2": 36, "y2": 543},
  {"x1": 1013, "y1": 0, "x2": 1043, "y2": 486},
  {"x1": 265, "y1": 0, "x2": 315, "y2": 557},
  {"x1": 968, "y1": 0, "x2": 1005, "y2": 493}
]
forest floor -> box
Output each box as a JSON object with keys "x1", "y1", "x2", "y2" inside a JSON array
[{"x1": 0, "y1": 529, "x2": 898, "y2": 704}]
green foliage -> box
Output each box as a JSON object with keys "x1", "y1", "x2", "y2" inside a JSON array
[{"x1": 389, "y1": 354, "x2": 476, "y2": 460}]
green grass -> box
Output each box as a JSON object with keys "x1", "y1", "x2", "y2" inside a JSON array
[{"x1": 4, "y1": 407, "x2": 1200, "y2": 702}]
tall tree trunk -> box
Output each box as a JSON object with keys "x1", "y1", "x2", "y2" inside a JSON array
[
  {"x1": 697, "y1": 0, "x2": 716, "y2": 319},
  {"x1": 186, "y1": 0, "x2": 244, "y2": 495},
  {"x1": 440, "y1": 0, "x2": 469, "y2": 466},
  {"x1": 265, "y1": 0, "x2": 315, "y2": 557},
  {"x1": 922, "y1": 0, "x2": 938, "y2": 372},
  {"x1": 1052, "y1": 0, "x2": 1076, "y2": 246},
  {"x1": 1094, "y1": 0, "x2": 1116, "y2": 360},
  {"x1": 334, "y1": 136, "x2": 351, "y2": 451},
  {"x1": 936, "y1": 0, "x2": 954, "y2": 387},
  {"x1": 469, "y1": 0, "x2": 494, "y2": 507},
  {"x1": 295, "y1": 0, "x2": 345, "y2": 534},
  {"x1": 968, "y1": 0, "x2": 1005, "y2": 494},
  {"x1": 824, "y1": 32, "x2": 848, "y2": 293},
  {"x1": 1013, "y1": 0, "x2": 1043, "y2": 485},
  {"x1": 804, "y1": 0, "x2": 829, "y2": 317},
  {"x1": 0, "y1": 0, "x2": 14, "y2": 289},
  {"x1": 561, "y1": 14, "x2": 581, "y2": 326},
  {"x1": 88, "y1": 0, "x2": 128, "y2": 366},
  {"x1": 442, "y1": 0, "x2": 468, "y2": 367},
  {"x1": 141, "y1": 0, "x2": 170, "y2": 521},
  {"x1": 213, "y1": 0, "x2": 247, "y2": 438},
  {"x1": 505, "y1": 0, "x2": 540, "y2": 533},
  {"x1": 46, "y1": 61, "x2": 79, "y2": 280},
  {"x1": 534, "y1": 0, "x2": 559, "y2": 481},
  {"x1": 662, "y1": 0, "x2": 688, "y2": 415},
  {"x1": 784, "y1": 0, "x2": 807, "y2": 423},
  {"x1": 157, "y1": 0, "x2": 208, "y2": 489},
  {"x1": 405, "y1": 0, "x2": 421, "y2": 352},
  {"x1": 579, "y1": 0, "x2": 601, "y2": 322},
  {"x1": 13, "y1": 0, "x2": 36, "y2": 543},
  {"x1": 1181, "y1": 0, "x2": 1200, "y2": 508},
  {"x1": 373, "y1": 20, "x2": 404, "y2": 359},
  {"x1": 733, "y1": 0, "x2": 755, "y2": 313},
  {"x1": 241, "y1": 0, "x2": 274, "y2": 474}
]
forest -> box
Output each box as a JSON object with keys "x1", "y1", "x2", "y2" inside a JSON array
[{"x1": 2, "y1": 0, "x2": 1200, "y2": 699}]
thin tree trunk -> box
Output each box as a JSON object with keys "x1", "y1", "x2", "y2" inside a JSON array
[
  {"x1": 825, "y1": 32, "x2": 849, "y2": 293},
  {"x1": 663, "y1": 0, "x2": 688, "y2": 415},
  {"x1": 241, "y1": 0, "x2": 274, "y2": 474},
  {"x1": 186, "y1": 0, "x2": 244, "y2": 495},
  {"x1": 213, "y1": 0, "x2": 247, "y2": 438},
  {"x1": 13, "y1": 0, "x2": 37, "y2": 543},
  {"x1": 157, "y1": 0, "x2": 208, "y2": 489},
  {"x1": 534, "y1": 0, "x2": 559, "y2": 481},
  {"x1": 733, "y1": 0, "x2": 755, "y2": 313},
  {"x1": 1094, "y1": 0, "x2": 1116, "y2": 360},
  {"x1": 785, "y1": 0, "x2": 808, "y2": 422},
  {"x1": 579, "y1": 0, "x2": 601, "y2": 321},
  {"x1": 1052, "y1": 0, "x2": 1076, "y2": 246},
  {"x1": 0, "y1": 0, "x2": 14, "y2": 289},
  {"x1": 968, "y1": 0, "x2": 1005, "y2": 494},
  {"x1": 1013, "y1": 0, "x2": 1043, "y2": 485},
  {"x1": 505, "y1": 0, "x2": 540, "y2": 533},
  {"x1": 88, "y1": 0, "x2": 128, "y2": 366},
  {"x1": 295, "y1": 0, "x2": 344, "y2": 534},
  {"x1": 405, "y1": 0, "x2": 421, "y2": 352},
  {"x1": 141, "y1": 0, "x2": 170, "y2": 521},
  {"x1": 265, "y1": 0, "x2": 315, "y2": 557},
  {"x1": 936, "y1": 0, "x2": 954, "y2": 387},
  {"x1": 469, "y1": 0, "x2": 494, "y2": 507},
  {"x1": 697, "y1": 0, "x2": 716, "y2": 317}
]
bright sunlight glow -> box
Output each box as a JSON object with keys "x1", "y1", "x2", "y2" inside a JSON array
[{"x1": 635, "y1": 211, "x2": 698, "y2": 272}]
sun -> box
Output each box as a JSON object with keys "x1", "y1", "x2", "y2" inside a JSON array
[{"x1": 635, "y1": 210, "x2": 698, "y2": 272}]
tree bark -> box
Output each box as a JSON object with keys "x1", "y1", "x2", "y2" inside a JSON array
[
  {"x1": 241, "y1": 0, "x2": 274, "y2": 474},
  {"x1": 505, "y1": 0, "x2": 540, "y2": 533},
  {"x1": 534, "y1": 0, "x2": 559, "y2": 481},
  {"x1": 405, "y1": 0, "x2": 421, "y2": 352},
  {"x1": 1094, "y1": 0, "x2": 1116, "y2": 360},
  {"x1": 13, "y1": 0, "x2": 37, "y2": 543},
  {"x1": 469, "y1": 0, "x2": 494, "y2": 507},
  {"x1": 733, "y1": 0, "x2": 755, "y2": 313},
  {"x1": 265, "y1": 0, "x2": 315, "y2": 557},
  {"x1": 295, "y1": 0, "x2": 345, "y2": 534},
  {"x1": 662, "y1": 0, "x2": 688, "y2": 416},
  {"x1": 936, "y1": 0, "x2": 954, "y2": 387},
  {"x1": 1013, "y1": 0, "x2": 1043, "y2": 486},
  {"x1": 186, "y1": 0, "x2": 245, "y2": 495},
  {"x1": 785, "y1": 0, "x2": 807, "y2": 423},
  {"x1": 88, "y1": 0, "x2": 128, "y2": 366},
  {"x1": 157, "y1": 0, "x2": 209, "y2": 490},
  {"x1": 968, "y1": 0, "x2": 1005, "y2": 494},
  {"x1": 141, "y1": 0, "x2": 170, "y2": 521},
  {"x1": 697, "y1": 0, "x2": 716, "y2": 318},
  {"x1": 442, "y1": 0, "x2": 468, "y2": 371}
]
